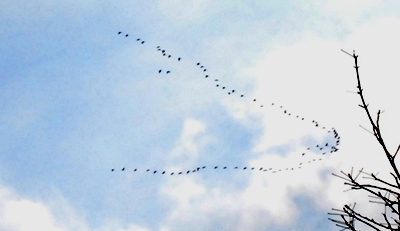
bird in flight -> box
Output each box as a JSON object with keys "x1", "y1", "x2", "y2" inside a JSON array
[
  {"x1": 166, "y1": 71, "x2": 170, "y2": 74},
  {"x1": 178, "y1": 57, "x2": 181, "y2": 61},
  {"x1": 126, "y1": 34, "x2": 128, "y2": 37},
  {"x1": 118, "y1": 32, "x2": 121, "y2": 34},
  {"x1": 159, "y1": 70, "x2": 162, "y2": 73},
  {"x1": 141, "y1": 41, "x2": 145, "y2": 44},
  {"x1": 122, "y1": 168, "x2": 125, "y2": 171},
  {"x1": 111, "y1": 169, "x2": 114, "y2": 172}
]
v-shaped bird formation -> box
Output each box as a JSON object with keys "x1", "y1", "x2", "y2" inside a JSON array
[{"x1": 112, "y1": 31, "x2": 341, "y2": 177}]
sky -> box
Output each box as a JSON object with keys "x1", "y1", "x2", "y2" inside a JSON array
[{"x1": 1, "y1": 0, "x2": 400, "y2": 230}]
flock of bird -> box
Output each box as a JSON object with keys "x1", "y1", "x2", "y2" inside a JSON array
[{"x1": 112, "y1": 31, "x2": 341, "y2": 176}]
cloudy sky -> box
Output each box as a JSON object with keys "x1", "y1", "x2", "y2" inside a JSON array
[{"x1": 1, "y1": 0, "x2": 400, "y2": 230}]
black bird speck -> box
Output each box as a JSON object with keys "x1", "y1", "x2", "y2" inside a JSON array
[
  {"x1": 222, "y1": 87, "x2": 225, "y2": 89},
  {"x1": 178, "y1": 57, "x2": 181, "y2": 61},
  {"x1": 162, "y1": 171, "x2": 165, "y2": 174},
  {"x1": 159, "y1": 70, "x2": 162, "y2": 73},
  {"x1": 126, "y1": 34, "x2": 128, "y2": 37},
  {"x1": 187, "y1": 171, "x2": 190, "y2": 174},
  {"x1": 197, "y1": 63, "x2": 200, "y2": 65},
  {"x1": 241, "y1": 95, "x2": 244, "y2": 97},
  {"x1": 166, "y1": 71, "x2": 170, "y2": 74},
  {"x1": 137, "y1": 38, "x2": 140, "y2": 41},
  {"x1": 147, "y1": 169, "x2": 150, "y2": 172},
  {"x1": 111, "y1": 169, "x2": 114, "y2": 171},
  {"x1": 141, "y1": 41, "x2": 145, "y2": 44},
  {"x1": 118, "y1": 32, "x2": 121, "y2": 34},
  {"x1": 200, "y1": 66, "x2": 203, "y2": 68},
  {"x1": 153, "y1": 171, "x2": 157, "y2": 174},
  {"x1": 122, "y1": 168, "x2": 125, "y2": 171},
  {"x1": 162, "y1": 50, "x2": 165, "y2": 53},
  {"x1": 214, "y1": 166, "x2": 218, "y2": 169},
  {"x1": 204, "y1": 69, "x2": 207, "y2": 72},
  {"x1": 168, "y1": 55, "x2": 171, "y2": 58}
]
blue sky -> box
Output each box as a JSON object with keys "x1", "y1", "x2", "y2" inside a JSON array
[{"x1": 1, "y1": 0, "x2": 400, "y2": 230}]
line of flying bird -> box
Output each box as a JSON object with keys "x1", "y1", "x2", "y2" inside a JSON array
[
  {"x1": 114, "y1": 31, "x2": 341, "y2": 175},
  {"x1": 111, "y1": 156, "x2": 328, "y2": 175}
]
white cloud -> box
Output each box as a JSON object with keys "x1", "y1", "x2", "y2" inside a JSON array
[{"x1": 0, "y1": 183, "x2": 151, "y2": 231}]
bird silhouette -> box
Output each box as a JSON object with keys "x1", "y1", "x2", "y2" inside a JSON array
[
  {"x1": 214, "y1": 166, "x2": 218, "y2": 169},
  {"x1": 216, "y1": 85, "x2": 219, "y2": 87},
  {"x1": 136, "y1": 38, "x2": 140, "y2": 41},
  {"x1": 141, "y1": 41, "x2": 145, "y2": 44},
  {"x1": 178, "y1": 172, "x2": 182, "y2": 175},
  {"x1": 166, "y1": 71, "x2": 170, "y2": 74},
  {"x1": 134, "y1": 169, "x2": 137, "y2": 171},
  {"x1": 162, "y1": 50, "x2": 165, "y2": 53},
  {"x1": 111, "y1": 169, "x2": 114, "y2": 172},
  {"x1": 253, "y1": 99, "x2": 256, "y2": 102},
  {"x1": 192, "y1": 170, "x2": 196, "y2": 172},
  {"x1": 241, "y1": 95, "x2": 244, "y2": 97},
  {"x1": 204, "y1": 69, "x2": 207, "y2": 72},
  {"x1": 162, "y1": 171, "x2": 165, "y2": 174},
  {"x1": 202, "y1": 166, "x2": 206, "y2": 169},
  {"x1": 118, "y1": 32, "x2": 121, "y2": 34},
  {"x1": 187, "y1": 171, "x2": 190, "y2": 174},
  {"x1": 197, "y1": 167, "x2": 200, "y2": 171},
  {"x1": 178, "y1": 57, "x2": 181, "y2": 61},
  {"x1": 205, "y1": 75, "x2": 209, "y2": 78},
  {"x1": 153, "y1": 171, "x2": 157, "y2": 174},
  {"x1": 228, "y1": 92, "x2": 231, "y2": 95},
  {"x1": 234, "y1": 166, "x2": 238, "y2": 169},
  {"x1": 200, "y1": 66, "x2": 203, "y2": 68},
  {"x1": 126, "y1": 34, "x2": 128, "y2": 37},
  {"x1": 215, "y1": 79, "x2": 218, "y2": 81},
  {"x1": 259, "y1": 168, "x2": 263, "y2": 171},
  {"x1": 197, "y1": 63, "x2": 200, "y2": 65},
  {"x1": 171, "y1": 172, "x2": 174, "y2": 175},
  {"x1": 251, "y1": 167, "x2": 254, "y2": 170},
  {"x1": 147, "y1": 169, "x2": 150, "y2": 172},
  {"x1": 159, "y1": 70, "x2": 162, "y2": 73},
  {"x1": 163, "y1": 54, "x2": 166, "y2": 56},
  {"x1": 157, "y1": 46, "x2": 160, "y2": 48},
  {"x1": 122, "y1": 168, "x2": 125, "y2": 171},
  {"x1": 243, "y1": 167, "x2": 247, "y2": 170},
  {"x1": 232, "y1": 90, "x2": 235, "y2": 93},
  {"x1": 168, "y1": 55, "x2": 171, "y2": 58},
  {"x1": 223, "y1": 167, "x2": 227, "y2": 169},
  {"x1": 222, "y1": 87, "x2": 225, "y2": 89}
]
